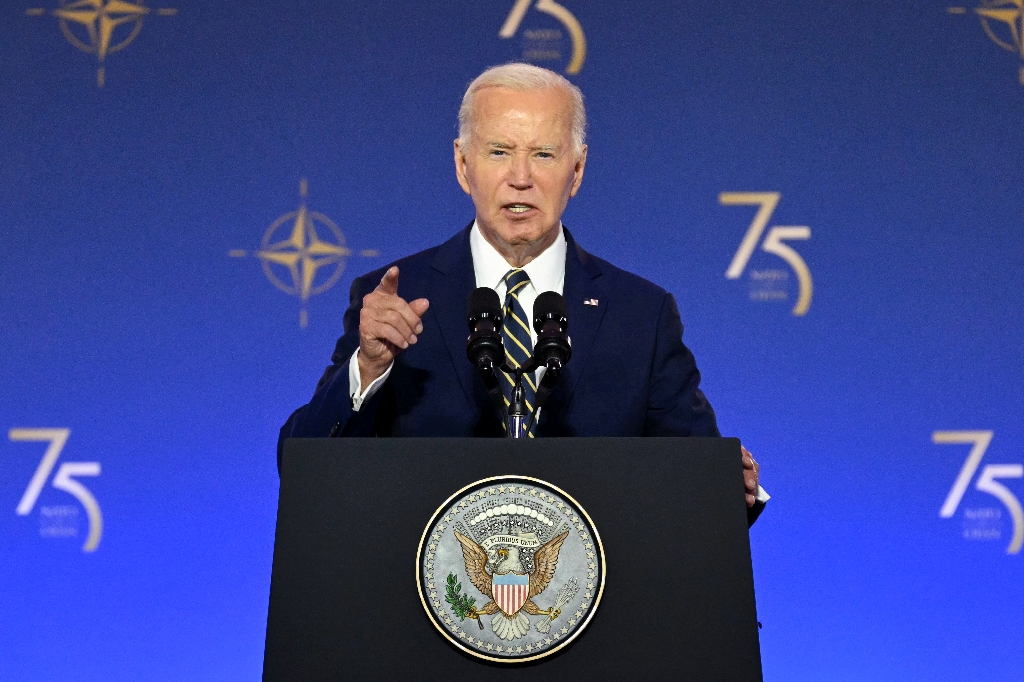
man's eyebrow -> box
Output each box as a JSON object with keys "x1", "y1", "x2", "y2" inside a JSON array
[{"x1": 484, "y1": 142, "x2": 559, "y2": 152}]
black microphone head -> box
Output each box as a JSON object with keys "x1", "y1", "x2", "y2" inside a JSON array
[
  {"x1": 533, "y1": 291, "x2": 568, "y2": 332},
  {"x1": 467, "y1": 287, "x2": 502, "y2": 330}
]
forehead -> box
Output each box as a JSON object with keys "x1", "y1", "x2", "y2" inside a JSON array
[{"x1": 471, "y1": 86, "x2": 573, "y2": 141}]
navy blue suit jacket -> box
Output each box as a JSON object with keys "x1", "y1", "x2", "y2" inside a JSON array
[{"x1": 279, "y1": 225, "x2": 720, "y2": 461}]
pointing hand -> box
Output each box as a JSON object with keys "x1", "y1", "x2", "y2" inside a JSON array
[{"x1": 357, "y1": 266, "x2": 430, "y2": 387}]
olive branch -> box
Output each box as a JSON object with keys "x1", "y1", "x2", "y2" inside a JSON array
[{"x1": 445, "y1": 573, "x2": 477, "y2": 620}]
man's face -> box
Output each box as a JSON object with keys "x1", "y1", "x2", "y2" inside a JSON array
[{"x1": 454, "y1": 86, "x2": 586, "y2": 259}]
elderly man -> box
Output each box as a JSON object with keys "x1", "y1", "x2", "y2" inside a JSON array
[{"x1": 279, "y1": 63, "x2": 766, "y2": 518}]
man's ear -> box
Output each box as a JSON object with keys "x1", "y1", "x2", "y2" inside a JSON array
[
  {"x1": 569, "y1": 144, "x2": 587, "y2": 198},
  {"x1": 454, "y1": 139, "x2": 472, "y2": 195}
]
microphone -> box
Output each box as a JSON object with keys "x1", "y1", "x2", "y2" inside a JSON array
[
  {"x1": 466, "y1": 287, "x2": 504, "y2": 370},
  {"x1": 532, "y1": 291, "x2": 572, "y2": 371},
  {"x1": 525, "y1": 292, "x2": 571, "y2": 436},
  {"x1": 466, "y1": 288, "x2": 508, "y2": 427}
]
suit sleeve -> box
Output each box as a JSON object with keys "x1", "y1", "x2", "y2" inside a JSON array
[
  {"x1": 276, "y1": 273, "x2": 385, "y2": 471},
  {"x1": 645, "y1": 293, "x2": 767, "y2": 525},
  {"x1": 643, "y1": 293, "x2": 721, "y2": 437}
]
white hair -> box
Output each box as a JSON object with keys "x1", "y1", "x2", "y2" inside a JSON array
[{"x1": 458, "y1": 63, "x2": 586, "y2": 159}]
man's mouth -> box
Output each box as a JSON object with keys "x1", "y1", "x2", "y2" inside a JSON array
[{"x1": 504, "y1": 204, "x2": 535, "y2": 214}]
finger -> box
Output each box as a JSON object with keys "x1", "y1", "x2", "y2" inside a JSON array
[
  {"x1": 362, "y1": 318, "x2": 410, "y2": 350},
  {"x1": 375, "y1": 308, "x2": 418, "y2": 343},
  {"x1": 376, "y1": 266, "x2": 400, "y2": 295},
  {"x1": 371, "y1": 299, "x2": 424, "y2": 337},
  {"x1": 744, "y1": 471, "x2": 757, "y2": 493},
  {"x1": 362, "y1": 310, "x2": 413, "y2": 347},
  {"x1": 409, "y1": 298, "x2": 430, "y2": 318},
  {"x1": 404, "y1": 299, "x2": 430, "y2": 335},
  {"x1": 395, "y1": 299, "x2": 426, "y2": 335},
  {"x1": 746, "y1": 493, "x2": 755, "y2": 507},
  {"x1": 365, "y1": 290, "x2": 426, "y2": 335}
]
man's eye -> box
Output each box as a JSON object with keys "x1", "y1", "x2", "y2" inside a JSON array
[
  {"x1": 536, "y1": 152, "x2": 554, "y2": 159},
  {"x1": 490, "y1": 150, "x2": 508, "y2": 156}
]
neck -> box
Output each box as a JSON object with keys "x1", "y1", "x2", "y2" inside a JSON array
[{"x1": 480, "y1": 224, "x2": 560, "y2": 269}]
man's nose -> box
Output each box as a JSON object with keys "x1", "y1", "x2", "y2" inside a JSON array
[{"x1": 506, "y1": 153, "x2": 533, "y2": 189}]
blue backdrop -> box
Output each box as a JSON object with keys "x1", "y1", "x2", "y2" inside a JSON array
[{"x1": 2, "y1": 1, "x2": 1022, "y2": 679}]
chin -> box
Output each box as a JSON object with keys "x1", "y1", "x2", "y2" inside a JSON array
[
  {"x1": 498, "y1": 222, "x2": 550, "y2": 244},
  {"x1": 499, "y1": 233, "x2": 543, "y2": 248},
  {"x1": 479, "y1": 215, "x2": 554, "y2": 251}
]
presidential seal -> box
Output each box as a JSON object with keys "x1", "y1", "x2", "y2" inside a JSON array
[{"x1": 416, "y1": 476, "x2": 605, "y2": 662}]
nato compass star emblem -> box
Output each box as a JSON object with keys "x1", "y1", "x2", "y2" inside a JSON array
[
  {"x1": 26, "y1": 1, "x2": 178, "y2": 87},
  {"x1": 230, "y1": 179, "x2": 379, "y2": 328},
  {"x1": 417, "y1": 476, "x2": 605, "y2": 663},
  {"x1": 949, "y1": 0, "x2": 1024, "y2": 84}
]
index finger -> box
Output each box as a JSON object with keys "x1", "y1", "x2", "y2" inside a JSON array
[{"x1": 377, "y1": 266, "x2": 399, "y2": 295}]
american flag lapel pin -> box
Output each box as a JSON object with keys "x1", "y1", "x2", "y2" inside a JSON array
[{"x1": 584, "y1": 298, "x2": 599, "y2": 306}]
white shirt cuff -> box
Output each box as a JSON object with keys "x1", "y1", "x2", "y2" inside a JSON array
[
  {"x1": 348, "y1": 348, "x2": 393, "y2": 411},
  {"x1": 755, "y1": 484, "x2": 770, "y2": 503}
]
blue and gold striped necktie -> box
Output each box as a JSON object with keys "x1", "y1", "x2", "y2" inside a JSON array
[{"x1": 501, "y1": 268, "x2": 537, "y2": 437}]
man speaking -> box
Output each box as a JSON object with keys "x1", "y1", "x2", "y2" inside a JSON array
[{"x1": 279, "y1": 63, "x2": 765, "y2": 515}]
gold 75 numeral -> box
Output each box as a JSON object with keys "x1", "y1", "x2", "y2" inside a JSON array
[
  {"x1": 10, "y1": 428, "x2": 103, "y2": 552},
  {"x1": 933, "y1": 430, "x2": 1023, "y2": 555},
  {"x1": 719, "y1": 192, "x2": 813, "y2": 316}
]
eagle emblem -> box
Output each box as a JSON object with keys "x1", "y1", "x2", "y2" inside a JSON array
[
  {"x1": 417, "y1": 476, "x2": 604, "y2": 662},
  {"x1": 454, "y1": 529, "x2": 569, "y2": 640}
]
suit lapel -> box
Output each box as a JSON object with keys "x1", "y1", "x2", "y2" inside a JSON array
[
  {"x1": 556, "y1": 228, "x2": 608, "y2": 404},
  {"x1": 429, "y1": 225, "x2": 478, "y2": 406}
]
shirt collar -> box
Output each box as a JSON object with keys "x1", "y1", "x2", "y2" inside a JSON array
[{"x1": 469, "y1": 220, "x2": 567, "y2": 293}]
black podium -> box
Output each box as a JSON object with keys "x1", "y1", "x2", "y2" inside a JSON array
[{"x1": 264, "y1": 438, "x2": 762, "y2": 680}]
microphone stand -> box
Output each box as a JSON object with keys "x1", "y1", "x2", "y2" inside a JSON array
[
  {"x1": 503, "y1": 355, "x2": 561, "y2": 439},
  {"x1": 506, "y1": 367, "x2": 527, "y2": 439}
]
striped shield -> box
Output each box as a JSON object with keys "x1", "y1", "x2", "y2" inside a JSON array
[{"x1": 492, "y1": 572, "x2": 530, "y2": 616}]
